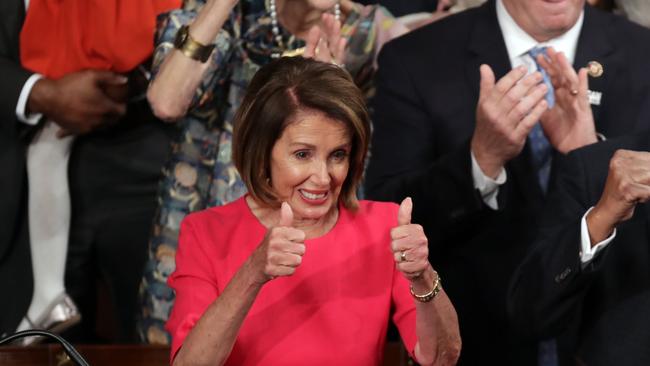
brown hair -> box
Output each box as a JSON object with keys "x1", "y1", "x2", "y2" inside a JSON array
[{"x1": 232, "y1": 57, "x2": 370, "y2": 211}]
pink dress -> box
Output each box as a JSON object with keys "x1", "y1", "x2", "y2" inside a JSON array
[{"x1": 166, "y1": 197, "x2": 417, "y2": 365}]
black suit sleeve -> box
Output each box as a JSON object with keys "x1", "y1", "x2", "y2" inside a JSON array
[
  {"x1": 508, "y1": 150, "x2": 609, "y2": 339},
  {"x1": 365, "y1": 39, "x2": 490, "y2": 249},
  {"x1": 0, "y1": 0, "x2": 34, "y2": 334},
  {"x1": 0, "y1": 58, "x2": 33, "y2": 125}
]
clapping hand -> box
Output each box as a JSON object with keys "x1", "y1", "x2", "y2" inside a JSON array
[
  {"x1": 471, "y1": 65, "x2": 549, "y2": 178},
  {"x1": 391, "y1": 197, "x2": 431, "y2": 281},
  {"x1": 303, "y1": 13, "x2": 346, "y2": 66},
  {"x1": 249, "y1": 202, "x2": 306, "y2": 284},
  {"x1": 536, "y1": 47, "x2": 597, "y2": 153}
]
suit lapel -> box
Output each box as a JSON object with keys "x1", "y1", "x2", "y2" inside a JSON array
[
  {"x1": 574, "y1": 6, "x2": 615, "y2": 126},
  {"x1": 464, "y1": 0, "x2": 511, "y2": 101}
]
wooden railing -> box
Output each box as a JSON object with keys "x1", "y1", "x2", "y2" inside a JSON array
[{"x1": 0, "y1": 342, "x2": 411, "y2": 366}]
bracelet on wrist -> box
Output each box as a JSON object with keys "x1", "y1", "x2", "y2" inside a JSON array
[
  {"x1": 409, "y1": 271, "x2": 441, "y2": 303},
  {"x1": 173, "y1": 25, "x2": 216, "y2": 63}
]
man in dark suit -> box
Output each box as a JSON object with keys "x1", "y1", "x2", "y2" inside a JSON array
[
  {"x1": 0, "y1": 0, "x2": 174, "y2": 341},
  {"x1": 0, "y1": 0, "x2": 33, "y2": 336},
  {"x1": 509, "y1": 130, "x2": 650, "y2": 365},
  {"x1": 365, "y1": 0, "x2": 650, "y2": 363}
]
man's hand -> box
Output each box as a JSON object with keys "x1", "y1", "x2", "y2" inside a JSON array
[
  {"x1": 471, "y1": 64, "x2": 549, "y2": 178},
  {"x1": 27, "y1": 70, "x2": 128, "y2": 137},
  {"x1": 587, "y1": 150, "x2": 650, "y2": 245},
  {"x1": 537, "y1": 47, "x2": 597, "y2": 153}
]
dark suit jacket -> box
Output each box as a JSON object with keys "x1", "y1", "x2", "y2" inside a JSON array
[
  {"x1": 509, "y1": 131, "x2": 650, "y2": 365},
  {"x1": 365, "y1": 1, "x2": 650, "y2": 363},
  {"x1": 0, "y1": 0, "x2": 35, "y2": 335}
]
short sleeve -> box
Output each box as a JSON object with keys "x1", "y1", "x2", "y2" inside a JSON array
[
  {"x1": 165, "y1": 217, "x2": 220, "y2": 362},
  {"x1": 150, "y1": 6, "x2": 237, "y2": 114}
]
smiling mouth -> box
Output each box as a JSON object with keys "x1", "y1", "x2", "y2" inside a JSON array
[{"x1": 299, "y1": 189, "x2": 328, "y2": 201}]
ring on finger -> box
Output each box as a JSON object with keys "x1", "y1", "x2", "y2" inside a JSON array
[{"x1": 570, "y1": 89, "x2": 579, "y2": 96}]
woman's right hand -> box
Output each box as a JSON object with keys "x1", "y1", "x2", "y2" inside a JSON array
[{"x1": 248, "y1": 202, "x2": 306, "y2": 285}]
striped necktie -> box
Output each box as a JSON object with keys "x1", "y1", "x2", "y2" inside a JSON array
[{"x1": 527, "y1": 46, "x2": 554, "y2": 193}]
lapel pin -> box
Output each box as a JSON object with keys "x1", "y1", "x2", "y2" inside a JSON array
[
  {"x1": 588, "y1": 90, "x2": 602, "y2": 106},
  {"x1": 587, "y1": 61, "x2": 603, "y2": 78}
]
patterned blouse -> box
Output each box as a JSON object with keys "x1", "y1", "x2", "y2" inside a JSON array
[{"x1": 138, "y1": 0, "x2": 409, "y2": 344}]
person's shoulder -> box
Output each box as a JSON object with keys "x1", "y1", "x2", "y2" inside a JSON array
[
  {"x1": 588, "y1": 6, "x2": 650, "y2": 43},
  {"x1": 385, "y1": 3, "x2": 486, "y2": 50},
  {"x1": 352, "y1": 200, "x2": 399, "y2": 224},
  {"x1": 182, "y1": 196, "x2": 249, "y2": 230}
]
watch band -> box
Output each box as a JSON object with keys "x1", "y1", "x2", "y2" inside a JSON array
[{"x1": 174, "y1": 25, "x2": 215, "y2": 63}]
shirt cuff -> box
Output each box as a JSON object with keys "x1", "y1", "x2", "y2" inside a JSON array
[
  {"x1": 580, "y1": 207, "x2": 616, "y2": 265},
  {"x1": 16, "y1": 73, "x2": 44, "y2": 125},
  {"x1": 471, "y1": 150, "x2": 506, "y2": 210}
]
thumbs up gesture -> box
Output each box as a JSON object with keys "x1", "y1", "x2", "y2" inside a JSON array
[
  {"x1": 249, "y1": 202, "x2": 306, "y2": 284},
  {"x1": 390, "y1": 197, "x2": 430, "y2": 280}
]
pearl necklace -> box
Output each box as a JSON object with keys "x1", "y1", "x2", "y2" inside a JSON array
[{"x1": 268, "y1": 0, "x2": 341, "y2": 58}]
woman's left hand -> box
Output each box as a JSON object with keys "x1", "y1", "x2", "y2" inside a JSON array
[
  {"x1": 303, "y1": 13, "x2": 346, "y2": 66},
  {"x1": 391, "y1": 197, "x2": 431, "y2": 280}
]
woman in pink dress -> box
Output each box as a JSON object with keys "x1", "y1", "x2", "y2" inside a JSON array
[{"x1": 166, "y1": 57, "x2": 461, "y2": 366}]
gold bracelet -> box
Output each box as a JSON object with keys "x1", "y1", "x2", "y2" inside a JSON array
[
  {"x1": 173, "y1": 25, "x2": 215, "y2": 63},
  {"x1": 409, "y1": 272, "x2": 441, "y2": 303}
]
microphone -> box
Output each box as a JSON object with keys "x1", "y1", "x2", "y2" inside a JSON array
[{"x1": 0, "y1": 330, "x2": 90, "y2": 366}]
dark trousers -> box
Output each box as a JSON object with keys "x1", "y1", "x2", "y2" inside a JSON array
[{"x1": 63, "y1": 102, "x2": 174, "y2": 343}]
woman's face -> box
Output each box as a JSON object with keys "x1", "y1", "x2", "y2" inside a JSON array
[{"x1": 270, "y1": 110, "x2": 351, "y2": 221}]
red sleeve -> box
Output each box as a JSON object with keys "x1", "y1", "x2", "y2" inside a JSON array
[
  {"x1": 165, "y1": 216, "x2": 220, "y2": 363},
  {"x1": 391, "y1": 262, "x2": 418, "y2": 357}
]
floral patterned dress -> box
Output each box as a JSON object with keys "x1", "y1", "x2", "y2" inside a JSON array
[{"x1": 138, "y1": 0, "x2": 408, "y2": 344}]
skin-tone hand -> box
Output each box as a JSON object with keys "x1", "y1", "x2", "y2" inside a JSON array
[
  {"x1": 536, "y1": 47, "x2": 597, "y2": 153},
  {"x1": 248, "y1": 202, "x2": 306, "y2": 285},
  {"x1": 471, "y1": 64, "x2": 549, "y2": 178},
  {"x1": 586, "y1": 150, "x2": 650, "y2": 245},
  {"x1": 391, "y1": 197, "x2": 431, "y2": 281},
  {"x1": 28, "y1": 70, "x2": 128, "y2": 138},
  {"x1": 390, "y1": 197, "x2": 462, "y2": 366},
  {"x1": 303, "y1": 13, "x2": 346, "y2": 66}
]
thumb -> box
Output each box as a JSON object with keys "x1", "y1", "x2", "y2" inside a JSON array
[
  {"x1": 397, "y1": 197, "x2": 412, "y2": 226},
  {"x1": 479, "y1": 64, "x2": 495, "y2": 99},
  {"x1": 279, "y1": 202, "x2": 294, "y2": 227}
]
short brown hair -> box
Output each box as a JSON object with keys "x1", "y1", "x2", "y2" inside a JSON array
[{"x1": 233, "y1": 57, "x2": 370, "y2": 211}]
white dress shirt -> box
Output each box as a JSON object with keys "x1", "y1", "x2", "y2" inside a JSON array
[{"x1": 470, "y1": 0, "x2": 613, "y2": 264}]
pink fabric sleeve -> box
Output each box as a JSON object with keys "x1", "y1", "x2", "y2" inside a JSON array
[
  {"x1": 391, "y1": 263, "x2": 418, "y2": 358},
  {"x1": 165, "y1": 217, "x2": 220, "y2": 363}
]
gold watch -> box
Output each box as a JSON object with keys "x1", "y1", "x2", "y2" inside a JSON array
[{"x1": 174, "y1": 25, "x2": 215, "y2": 63}]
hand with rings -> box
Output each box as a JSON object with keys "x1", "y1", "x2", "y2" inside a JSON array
[
  {"x1": 303, "y1": 13, "x2": 347, "y2": 67},
  {"x1": 535, "y1": 47, "x2": 597, "y2": 153},
  {"x1": 390, "y1": 197, "x2": 431, "y2": 280}
]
